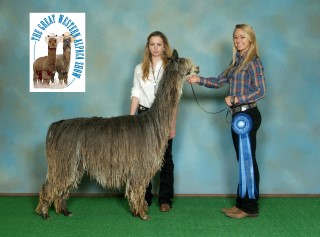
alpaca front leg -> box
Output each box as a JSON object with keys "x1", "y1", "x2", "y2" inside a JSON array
[
  {"x1": 58, "y1": 71, "x2": 68, "y2": 85},
  {"x1": 126, "y1": 183, "x2": 149, "y2": 220},
  {"x1": 63, "y1": 72, "x2": 68, "y2": 85},
  {"x1": 50, "y1": 72, "x2": 55, "y2": 83},
  {"x1": 58, "y1": 72, "x2": 64, "y2": 85},
  {"x1": 42, "y1": 71, "x2": 51, "y2": 85},
  {"x1": 129, "y1": 198, "x2": 149, "y2": 220}
]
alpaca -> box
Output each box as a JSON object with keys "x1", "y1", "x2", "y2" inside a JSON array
[
  {"x1": 51, "y1": 32, "x2": 75, "y2": 85},
  {"x1": 33, "y1": 33, "x2": 59, "y2": 85},
  {"x1": 35, "y1": 50, "x2": 199, "y2": 220}
]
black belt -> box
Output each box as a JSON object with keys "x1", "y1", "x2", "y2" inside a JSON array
[
  {"x1": 231, "y1": 102, "x2": 257, "y2": 114},
  {"x1": 138, "y1": 104, "x2": 149, "y2": 111}
]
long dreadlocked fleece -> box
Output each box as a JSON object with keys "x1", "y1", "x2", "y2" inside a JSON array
[{"x1": 35, "y1": 50, "x2": 199, "y2": 220}]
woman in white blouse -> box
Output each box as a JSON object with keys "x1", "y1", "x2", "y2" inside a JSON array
[{"x1": 130, "y1": 31, "x2": 175, "y2": 212}]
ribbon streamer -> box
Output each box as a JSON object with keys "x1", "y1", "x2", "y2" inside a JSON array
[{"x1": 231, "y1": 113, "x2": 257, "y2": 199}]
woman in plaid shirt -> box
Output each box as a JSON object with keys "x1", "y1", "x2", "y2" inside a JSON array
[{"x1": 188, "y1": 24, "x2": 266, "y2": 218}]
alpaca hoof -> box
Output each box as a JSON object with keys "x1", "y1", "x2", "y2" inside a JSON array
[
  {"x1": 41, "y1": 213, "x2": 51, "y2": 220},
  {"x1": 132, "y1": 212, "x2": 139, "y2": 217},
  {"x1": 131, "y1": 212, "x2": 149, "y2": 220},
  {"x1": 62, "y1": 210, "x2": 73, "y2": 217},
  {"x1": 140, "y1": 214, "x2": 150, "y2": 220}
]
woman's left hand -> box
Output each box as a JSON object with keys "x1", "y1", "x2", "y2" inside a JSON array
[
  {"x1": 225, "y1": 95, "x2": 238, "y2": 106},
  {"x1": 187, "y1": 75, "x2": 200, "y2": 84}
]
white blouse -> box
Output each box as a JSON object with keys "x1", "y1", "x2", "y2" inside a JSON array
[{"x1": 130, "y1": 60, "x2": 164, "y2": 108}]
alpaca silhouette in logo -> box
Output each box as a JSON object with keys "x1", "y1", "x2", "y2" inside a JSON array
[{"x1": 33, "y1": 33, "x2": 59, "y2": 85}]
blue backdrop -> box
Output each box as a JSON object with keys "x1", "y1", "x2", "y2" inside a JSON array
[{"x1": 0, "y1": 0, "x2": 319, "y2": 194}]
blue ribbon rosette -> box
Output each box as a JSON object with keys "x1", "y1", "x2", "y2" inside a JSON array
[{"x1": 231, "y1": 113, "x2": 257, "y2": 199}]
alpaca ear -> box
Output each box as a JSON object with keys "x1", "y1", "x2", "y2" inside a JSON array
[
  {"x1": 45, "y1": 35, "x2": 49, "y2": 44},
  {"x1": 172, "y1": 49, "x2": 179, "y2": 61}
]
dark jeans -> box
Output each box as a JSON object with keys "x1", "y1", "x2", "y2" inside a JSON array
[
  {"x1": 138, "y1": 105, "x2": 174, "y2": 206},
  {"x1": 231, "y1": 106, "x2": 261, "y2": 214}
]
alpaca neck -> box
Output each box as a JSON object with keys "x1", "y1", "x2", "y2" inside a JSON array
[
  {"x1": 48, "y1": 47, "x2": 56, "y2": 56},
  {"x1": 63, "y1": 47, "x2": 71, "y2": 63},
  {"x1": 148, "y1": 73, "x2": 182, "y2": 137},
  {"x1": 47, "y1": 47, "x2": 57, "y2": 65}
]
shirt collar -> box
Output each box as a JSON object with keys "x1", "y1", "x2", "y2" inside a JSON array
[
  {"x1": 236, "y1": 50, "x2": 248, "y2": 59},
  {"x1": 150, "y1": 60, "x2": 163, "y2": 70}
]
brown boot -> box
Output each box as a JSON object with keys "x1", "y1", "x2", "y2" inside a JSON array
[
  {"x1": 221, "y1": 206, "x2": 240, "y2": 213},
  {"x1": 160, "y1": 204, "x2": 171, "y2": 212},
  {"x1": 225, "y1": 209, "x2": 259, "y2": 218}
]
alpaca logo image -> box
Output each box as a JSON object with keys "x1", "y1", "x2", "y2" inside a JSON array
[{"x1": 29, "y1": 13, "x2": 85, "y2": 92}]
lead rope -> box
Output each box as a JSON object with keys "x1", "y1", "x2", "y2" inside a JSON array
[{"x1": 190, "y1": 84, "x2": 232, "y2": 123}]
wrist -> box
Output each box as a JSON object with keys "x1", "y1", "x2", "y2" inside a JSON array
[{"x1": 230, "y1": 96, "x2": 235, "y2": 106}]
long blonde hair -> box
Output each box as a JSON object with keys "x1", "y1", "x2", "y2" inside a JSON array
[
  {"x1": 141, "y1": 31, "x2": 172, "y2": 81},
  {"x1": 225, "y1": 24, "x2": 260, "y2": 75}
]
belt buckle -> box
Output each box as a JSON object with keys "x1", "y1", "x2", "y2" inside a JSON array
[{"x1": 241, "y1": 105, "x2": 249, "y2": 112}]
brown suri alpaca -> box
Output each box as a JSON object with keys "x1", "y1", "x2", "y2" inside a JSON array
[
  {"x1": 51, "y1": 32, "x2": 75, "y2": 85},
  {"x1": 35, "y1": 50, "x2": 199, "y2": 220},
  {"x1": 33, "y1": 33, "x2": 59, "y2": 85}
]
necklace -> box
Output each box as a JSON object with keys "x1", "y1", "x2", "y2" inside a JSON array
[{"x1": 152, "y1": 63, "x2": 163, "y2": 95}]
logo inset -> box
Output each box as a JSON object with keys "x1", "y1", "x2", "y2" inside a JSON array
[{"x1": 29, "y1": 13, "x2": 86, "y2": 92}]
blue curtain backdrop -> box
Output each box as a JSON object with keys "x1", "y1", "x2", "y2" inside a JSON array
[{"x1": 0, "y1": 0, "x2": 319, "y2": 194}]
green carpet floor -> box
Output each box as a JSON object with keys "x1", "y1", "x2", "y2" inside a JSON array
[{"x1": 0, "y1": 196, "x2": 319, "y2": 237}]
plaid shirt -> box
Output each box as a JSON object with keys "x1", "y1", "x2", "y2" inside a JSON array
[{"x1": 199, "y1": 52, "x2": 266, "y2": 104}]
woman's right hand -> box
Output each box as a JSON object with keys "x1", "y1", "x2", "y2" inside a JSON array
[{"x1": 187, "y1": 75, "x2": 200, "y2": 84}]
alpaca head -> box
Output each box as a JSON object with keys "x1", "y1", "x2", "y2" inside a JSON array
[
  {"x1": 169, "y1": 49, "x2": 200, "y2": 79},
  {"x1": 45, "y1": 33, "x2": 58, "y2": 49},
  {"x1": 59, "y1": 32, "x2": 75, "y2": 50},
  {"x1": 154, "y1": 49, "x2": 199, "y2": 104}
]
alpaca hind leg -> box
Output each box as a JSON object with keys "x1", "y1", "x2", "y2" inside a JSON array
[
  {"x1": 54, "y1": 168, "x2": 84, "y2": 217},
  {"x1": 54, "y1": 191, "x2": 73, "y2": 217},
  {"x1": 35, "y1": 181, "x2": 54, "y2": 219},
  {"x1": 33, "y1": 72, "x2": 38, "y2": 85},
  {"x1": 34, "y1": 70, "x2": 41, "y2": 85}
]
